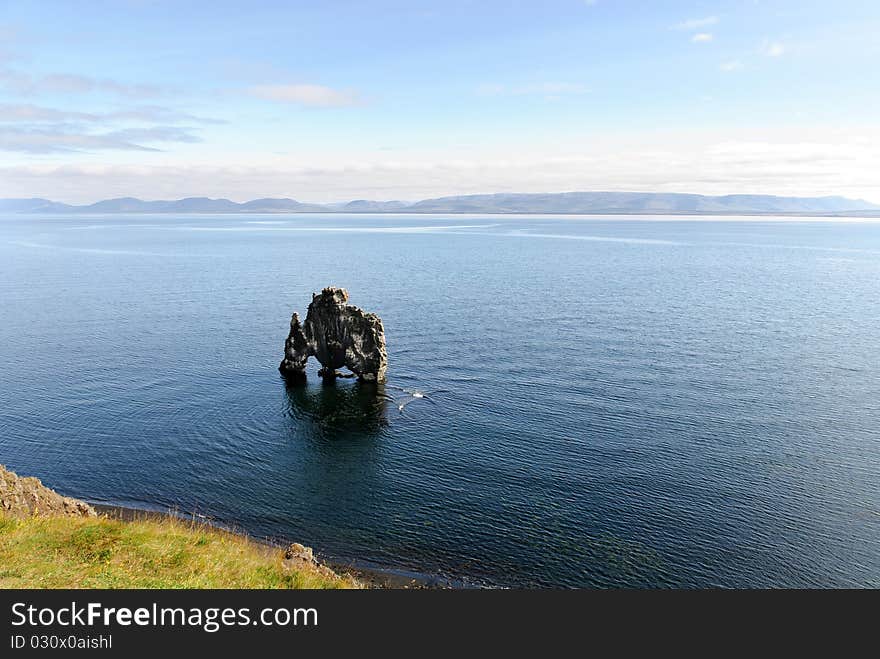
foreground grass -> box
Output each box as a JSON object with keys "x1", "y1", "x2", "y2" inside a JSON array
[{"x1": 0, "y1": 512, "x2": 357, "y2": 589}]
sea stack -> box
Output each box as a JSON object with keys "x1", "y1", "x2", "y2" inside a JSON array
[{"x1": 279, "y1": 287, "x2": 387, "y2": 382}]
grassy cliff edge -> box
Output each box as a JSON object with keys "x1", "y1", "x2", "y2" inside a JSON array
[{"x1": 0, "y1": 465, "x2": 357, "y2": 589}]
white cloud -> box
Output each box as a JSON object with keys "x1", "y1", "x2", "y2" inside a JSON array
[
  {"x1": 0, "y1": 69, "x2": 170, "y2": 97},
  {"x1": 0, "y1": 128, "x2": 153, "y2": 153},
  {"x1": 0, "y1": 104, "x2": 97, "y2": 122},
  {"x1": 107, "y1": 106, "x2": 225, "y2": 124},
  {"x1": 248, "y1": 84, "x2": 360, "y2": 107},
  {"x1": 0, "y1": 103, "x2": 222, "y2": 124},
  {"x1": 761, "y1": 41, "x2": 785, "y2": 57},
  {"x1": 720, "y1": 60, "x2": 743, "y2": 72},
  {"x1": 0, "y1": 101, "x2": 218, "y2": 153},
  {"x1": 3, "y1": 127, "x2": 878, "y2": 204},
  {"x1": 675, "y1": 17, "x2": 718, "y2": 30},
  {"x1": 0, "y1": 124, "x2": 203, "y2": 153},
  {"x1": 691, "y1": 33, "x2": 713, "y2": 43}
]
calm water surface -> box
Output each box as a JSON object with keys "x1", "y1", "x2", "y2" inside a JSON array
[{"x1": 1, "y1": 214, "x2": 878, "y2": 587}]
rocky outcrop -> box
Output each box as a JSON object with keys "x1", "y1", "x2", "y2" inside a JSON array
[
  {"x1": 0, "y1": 465, "x2": 96, "y2": 518},
  {"x1": 279, "y1": 287, "x2": 387, "y2": 382},
  {"x1": 281, "y1": 542, "x2": 341, "y2": 580},
  {"x1": 284, "y1": 542, "x2": 315, "y2": 563}
]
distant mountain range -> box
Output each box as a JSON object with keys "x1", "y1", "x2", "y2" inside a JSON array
[{"x1": 2, "y1": 192, "x2": 878, "y2": 215}]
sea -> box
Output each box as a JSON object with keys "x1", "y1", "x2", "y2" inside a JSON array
[{"x1": 1, "y1": 213, "x2": 878, "y2": 587}]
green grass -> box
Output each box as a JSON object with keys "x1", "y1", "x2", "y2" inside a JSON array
[{"x1": 0, "y1": 512, "x2": 357, "y2": 589}]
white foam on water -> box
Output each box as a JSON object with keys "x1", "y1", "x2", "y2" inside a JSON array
[
  {"x1": 172, "y1": 224, "x2": 498, "y2": 233},
  {"x1": 506, "y1": 231, "x2": 686, "y2": 246},
  {"x1": 7, "y1": 240, "x2": 167, "y2": 257},
  {"x1": 716, "y1": 241, "x2": 880, "y2": 255},
  {"x1": 70, "y1": 224, "x2": 167, "y2": 230}
]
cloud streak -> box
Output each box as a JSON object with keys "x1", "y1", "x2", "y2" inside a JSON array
[
  {"x1": 248, "y1": 84, "x2": 361, "y2": 107},
  {"x1": 0, "y1": 127, "x2": 159, "y2": 153},
  {"x1": 0, "y1": 124, "x2": 202, "y2": 153},
  {"x1": 0, "y1": 69, "x2": 171, "y2": 97},
  {"x1": 0, "y1": 99, "x2": 219, "y2": 153},
  {"x1": 675, "y1": 17, "x2": 719, "y2": 30},
  {"x1": 0, "y1": 103, "x2": 223, "y2": 124},
  {"x1": 761, "y1": 41, "x2": 785, "y2": 57}
]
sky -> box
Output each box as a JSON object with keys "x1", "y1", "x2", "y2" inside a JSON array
[{"x1": 0, "y1": 0, "x2": 878, "y2": 204}]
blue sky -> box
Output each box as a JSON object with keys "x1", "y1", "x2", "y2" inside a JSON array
[{"x1": 1, "y1": 0, "x2": 878, "y2": 203}]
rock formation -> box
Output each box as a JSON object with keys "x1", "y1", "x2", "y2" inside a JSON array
[
  {"x1": 279, "y1": 287, "x2": 387, "y2": 382},
  {"x1": 1, "y1": 464, "x2": 96, "y2": 518}
]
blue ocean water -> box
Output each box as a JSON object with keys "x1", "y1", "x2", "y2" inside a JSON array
[{"x1": 1, "y1": 213, "x2": 878, "y2": 588}]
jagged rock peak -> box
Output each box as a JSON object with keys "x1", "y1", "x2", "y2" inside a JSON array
[{"x1": 279, "y1": 287, "x2": 387, "y2": 382}]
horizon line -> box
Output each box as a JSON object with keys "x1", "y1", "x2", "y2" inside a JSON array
[{"x1": 5, "y1": 189, "x2": 879, "y2": 208}]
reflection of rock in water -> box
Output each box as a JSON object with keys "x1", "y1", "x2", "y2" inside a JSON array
[{"x1": 282, "y1": 373, "x2": 388, "y2": 432}]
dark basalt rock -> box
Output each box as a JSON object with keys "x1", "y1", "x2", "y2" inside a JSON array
[{"x1": 279, "y1": 287, "x2": 387, "y2": 382}]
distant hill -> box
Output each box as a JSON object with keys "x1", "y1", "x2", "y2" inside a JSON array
[
  {"x1": 406, "y1": 192, "x2": 880, "y2": 214},
  {"x1": 239, "y1": 198, "x2": 327, "y2": 212},
  {"x1": 1, "y1": 192, "x2": 877, "y2": 215},
  {"x1": 0, "y1": 198, "x2": 72, "y2": 213},
  {"x1": 342, "y1": 200, "x2": 410, "y2": 212}
]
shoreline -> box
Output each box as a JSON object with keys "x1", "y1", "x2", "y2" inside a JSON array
[
  {"x1": 2, "y1": 462, "x2": 455, "y2": 588},
  {"x1": 91, "y1": 502, "x2": 459, "y2": 589}
]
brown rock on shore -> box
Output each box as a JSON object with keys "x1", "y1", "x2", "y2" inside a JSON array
[{"x1": 0, "y1": 464, "x2": 96, "y2": 518}]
